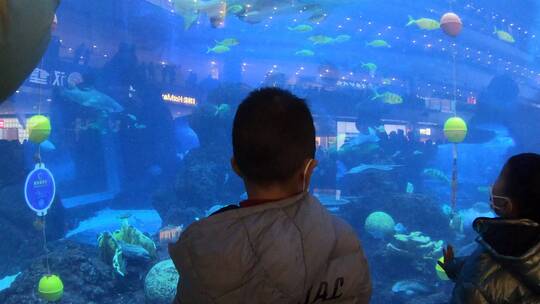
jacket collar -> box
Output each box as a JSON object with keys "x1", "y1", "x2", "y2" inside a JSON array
[{"x1": 474, "y1": 217, "x2": 540, "y2": 292}]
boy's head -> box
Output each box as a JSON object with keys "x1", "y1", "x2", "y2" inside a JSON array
[
  {"x1": 232, "y1": 88, "x2": 316, "y2": 190},
  {"x1": 492, "y1": 153, "x2": 540, "y2": 223}
]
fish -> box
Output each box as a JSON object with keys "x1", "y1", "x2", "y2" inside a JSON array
[
  {"x1": 406, "y1": 15, "x2": 440, "y2": 30},
  {"x1": 288, "y1": 24, "x2": 313, "y2": 32},
  {"x1": 205, "y1": 204, "x2": 226, "y2": 217},
  {"x1": 127, "y1": 114, "x2": 137, "y2": 121},
  {"x1": 371, "y1": 89, "x2": 403, "y2": 104},
  {"x1": 295, "y1": 49, "x2": 315, "y2": 56},
  {"x1": 214, "y1": 103, "x2": 230, "y2": 116},
  {"x1": 413, "y1": 150, "x2": 423, "y2": 155},
  {"x1": 40, "y1": 140, "x2": 56, "y2": 152},
  {"x1": 215, "y1": 38, "x2": 239, "y2": 47},
  {"x1": 334, "y1": 34, "x2": 351, "y2": 43},
  {"x1": 366, "y1": 39, "x2": 391, "y2": 48},
  {"x1": 309, "y1": 11, "x2": 327, "y2": 23},
  {"x1": 423, "y1": 168, "x2": 451, "y2": 184},
  {"x1": 238, "y1": 10, "x2": 264, "y2": 24},
  {"x1": 172, "y1": 0, "x2": 226, "y2": 29},
  {"x1": 207, "y1": 45, "x2": 231, "y2": 54},
  {"x1": 381, "y1": 78, "x2": 392, "y2": 85},
  {"x1": 346, "y1": 163, "x2": 399, "y2": 175},
  {"x1": 349, "y1": 127, "x2": 380, "y2": 145},
  {"x1": 0, "y1": 0, "x2": 60, "y2": 104},
  {"x1": 406, "y1": 182, "x2": 414, "y2": 194},
  {"x1": 361, "y1": 62, "x2": 377, "y2": 77},
  {"x1": 477, "y1": 186, "x2": 491, "y2": 194},
  {"x1": 394, "y1": 223, "x2": 407, "y2": 234},
  {"x1": 227, "y1": 4, "x2": 244, "y2": 14},
  {"x1": 61, "y1": 87, "x2": 124, "y2": 113},
  {"x1": 391, "y1": 280, "x2": 430, "y2": 296},
  {"x1": 309, "y1": 35, "x2": 334, "y2": 45},
  {"x1": 494, "y1": 27, "x2": 515, "y2": 43}
]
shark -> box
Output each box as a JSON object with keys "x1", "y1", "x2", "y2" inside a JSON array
[{"x1": 61, "y1": 87, "x2": 124, "y2": 114}]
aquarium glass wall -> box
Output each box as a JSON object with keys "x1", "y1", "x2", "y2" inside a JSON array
[{"x1": 1, "y1": 0, "x2": 540, "y2": 303}]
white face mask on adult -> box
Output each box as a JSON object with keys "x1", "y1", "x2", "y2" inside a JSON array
[{"x1": 302, "y1": 159, "x2": 314, "y2": 193}]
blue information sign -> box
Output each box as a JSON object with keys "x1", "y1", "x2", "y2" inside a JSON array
[{"x1": 24, "y1": 163, "x2": 56, "y2": 216}]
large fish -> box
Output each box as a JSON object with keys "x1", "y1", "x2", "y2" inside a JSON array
[
  {"x1": 165, "y1": 0, "x2": 343, "y2": 28},
  {"x1": 0, "y1": 0, "x2": 59, "y2": 103},
  {"x1": 61, "y1": 87, "x2": 124, "y2": 113},
  {"x1": 171, "y1": 0, "x2": 227, "y2": 29}
]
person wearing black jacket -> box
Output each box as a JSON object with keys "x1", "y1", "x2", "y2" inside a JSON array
[{"x1": 440, "y1": 153, "x2": 540, "y2": 303}]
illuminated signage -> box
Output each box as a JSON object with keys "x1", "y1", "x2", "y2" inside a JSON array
[
  {"x1": 161, "y1": 93, "x2": 197, "y2": 106},
  {"x1": 419, "y1": 128, "x2": 432, "y2": 136},
  {"x1": 0, "y1": 120, "x2": 4, "y2": 129}
]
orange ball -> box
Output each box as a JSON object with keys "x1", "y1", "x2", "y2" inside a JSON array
[{"x1": 441, "y1": 13, "x2": 463, "y2": 37}]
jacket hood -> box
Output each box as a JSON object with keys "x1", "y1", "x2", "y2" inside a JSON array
[{"x1": 474, "y1": 217, "x2": 540, "y2": 293}]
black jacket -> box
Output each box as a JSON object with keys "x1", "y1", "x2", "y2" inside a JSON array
[{"x1": 448, "y1": 218, "x2": 540, "y2": 303}]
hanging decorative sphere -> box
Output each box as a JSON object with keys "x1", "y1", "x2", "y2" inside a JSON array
[
  {"x1": 444, "y1": 117, "x2": 468, "y2": 143},
  {"x1": 27, "y1": 115, "x2": 51, "y2": 144},
  {"x1": 38, "y1": 274, "x2": 64, "y2": 302},
  {"x1": 441, "y1": 13, "x2": 463, "y2": 37}
]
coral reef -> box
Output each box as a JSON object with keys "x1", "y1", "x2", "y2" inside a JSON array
[
  {"x1": 387, "y1": 231, "x2": 444, "y2": 261},
  {"x1": 0, "y1": 241, "x2": 145, "y2": 304},
  {"x1": 97, "y1": 215, "x2": 157, "y2": 277}
]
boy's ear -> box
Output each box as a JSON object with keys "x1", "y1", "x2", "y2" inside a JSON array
[{"x1": 231, "y1": 157, "x2": 243, "y2": 177}]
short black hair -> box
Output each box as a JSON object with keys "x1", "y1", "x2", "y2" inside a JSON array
[
  {"x1": 499, "y1": 153, "x2": 540, "y2": 223},
  {"x1": 232, "y1": 87, "x2": 315, "y2": 184}
]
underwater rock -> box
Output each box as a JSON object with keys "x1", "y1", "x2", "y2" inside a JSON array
[
  {"x1": 364, "y1": 211, "x2": 396, "y2": 239},
  {"x1": 391, "y1": 280, "x2": 430, "y2": 296},
  {"x1": 144, "y1": 259, "x2": 179, "y2": 304},
  {"x1": 0, "y1": 241, "x2": 145, "y2": 304}
]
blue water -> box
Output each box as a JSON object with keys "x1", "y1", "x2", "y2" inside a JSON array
[{"x1": 1, "y1": 0, "x2": 540, "y2": 303}]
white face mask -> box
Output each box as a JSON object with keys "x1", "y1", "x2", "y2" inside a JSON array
[{"x1": 302, "y1": 159, "x2": 314, "y2": 193}]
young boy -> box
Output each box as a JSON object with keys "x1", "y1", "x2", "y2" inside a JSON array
[
  {"x1": 169, "y1": 88, "x2": 372, "y2": 304},
  {"x1": 440, "y1": 153, "x2": 540, "y2": 303}
]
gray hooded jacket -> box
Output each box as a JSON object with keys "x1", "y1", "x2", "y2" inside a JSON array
[{"x1": 169, "y1": 193, "x2": 372, "y2": 304}]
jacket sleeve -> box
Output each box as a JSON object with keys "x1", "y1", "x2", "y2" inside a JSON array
[
  {"x1": 450, "y1": 282, "x2": 490, "y2": 304},
  {"x1": 168, "y1": 229, "x2": 212, "y2": 304},
  {"x1": 331, "y1": 217, "x2": 372, "y2": 304}
]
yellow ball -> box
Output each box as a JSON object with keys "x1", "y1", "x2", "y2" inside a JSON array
[
  {"x1": 435, "y1": 256, "x2": 449, "y2": 281},
  {"x1": 27, "y1": 115, "x2": 51, "y2": 144},
  {"x1": 444, "y1": 117, "x2": 467, "y2": 143},
  {"x1": 38, "y1": 274, "x2": 64, "y2": 302}
]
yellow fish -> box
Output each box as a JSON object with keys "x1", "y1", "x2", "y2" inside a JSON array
[
  {"x1": 366, "y1": 39, "x2": 390, "y2": 48},
  {"x1": 295, "y1": 49, "x2": 315, "y2": 56},
  {"x1": 309, "y1": 35, "x2": 334, "y2": 45},
  {"x1": 288, "y1": 24, "x2": 313, "y2": 32},
  {"x1": 371, "y1": 89, "x2": 403, "y2": 104},
  {"x1": 207, "y1": 45, "x2": 230, "y2": 54},
  {"x1": 494, "y1": 27, "x2": 515, "y2": 43},
  {"x1": 215, "y1": 38, "x2": 239, "y2": 47},
  {"x1": 406, "y1": 15, "x2": 440, "y2": 30}
]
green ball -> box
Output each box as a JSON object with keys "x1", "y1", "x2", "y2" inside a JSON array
[
  {"x1": 27, "y1": 115, "x2": 51, "y2": 144},
  {"x1": 444, "y1": 117, "x2": 467, "y2": 143},
  {"x1": 364, "y1": 211, "x2": 395, "y2": 239},
  {"x1": 38, "y1": 274, "x2": 64, "y2": 302},
  {"x1": 436, "y1": 256, "x2": 450, "y2": 280}
]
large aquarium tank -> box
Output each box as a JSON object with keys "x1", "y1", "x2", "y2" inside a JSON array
[{"x1": 0, "y1": 0, "x2": 539, "y2": 303}]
